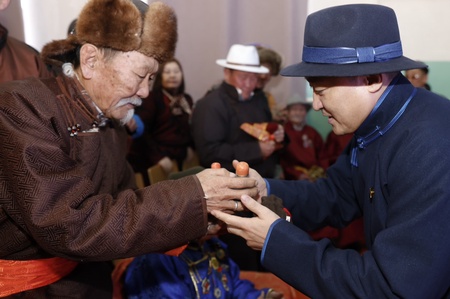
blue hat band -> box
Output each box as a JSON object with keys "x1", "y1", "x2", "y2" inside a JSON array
[{"x1": 302, "y1": 41, "x2": 403, "y2": 64}]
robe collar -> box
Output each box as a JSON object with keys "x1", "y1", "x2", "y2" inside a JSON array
[{"x1": 351, "y1": 74, "x2": 417, "y2": 167}]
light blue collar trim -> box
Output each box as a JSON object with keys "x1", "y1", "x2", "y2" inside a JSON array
[{"x1": 351, "y1": 83, "x2": 417, "y2": 167}]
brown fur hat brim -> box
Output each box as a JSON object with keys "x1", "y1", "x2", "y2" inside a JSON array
[
  {"x1": 41, "y1": 0, "x2": 177, "y2": 66},
  {"x1": 41, "y1": 35, "x2": 79, "y2": 66},
  {"x1": 139, "y1": 1, "x2": 177, "y2": 63},
  {"x1": 76, "y1": 0, "x2": 142, "y2": 52}
]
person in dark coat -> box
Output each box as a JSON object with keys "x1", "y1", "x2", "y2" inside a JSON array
[
  {"x1": 191, "y1": 44, "x2": 285, "y2": 272},
  {"x1": 191, "y1": 44, "x2": 285, "y2": 179},
  {"x1": 212, "y1": 4, "x2": 450, "y2": 298}
]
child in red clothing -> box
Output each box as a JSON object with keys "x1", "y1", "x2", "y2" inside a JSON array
[{"x1": 280, "y1": 94, "x2": 326, "y2": 181}]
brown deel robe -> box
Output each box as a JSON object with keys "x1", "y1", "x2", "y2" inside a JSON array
[{"x1": 0, "y1": 76, "x2": 207, "y2": 298}]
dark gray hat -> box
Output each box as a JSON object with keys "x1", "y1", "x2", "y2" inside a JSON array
[{"x1": 281, "y1": 4, "x2": 426, "y2": 77}]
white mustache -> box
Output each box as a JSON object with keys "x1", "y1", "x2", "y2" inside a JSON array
[
  {"x1": 108, "y1": 97, "x2": 142, "y2": 126},
  {"x1": 115, "y1": 97, "x2": 142, "y2": 108}
]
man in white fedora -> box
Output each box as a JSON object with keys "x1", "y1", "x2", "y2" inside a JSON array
[
  {"x1": 191, "y1": 44, "x2": 285, "y2": 271},
  {"x1": 192, "y1": 44, "x2": 284, "y2": 179}
]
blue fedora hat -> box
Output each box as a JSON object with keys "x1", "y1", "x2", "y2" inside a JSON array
[{"x1": 281, "y1": 4, "x2": 427, "y2": 77}]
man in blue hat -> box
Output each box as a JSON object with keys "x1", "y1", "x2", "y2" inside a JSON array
[{"x1": 212, "y1": 4, "x2": 450, "y2": 298}]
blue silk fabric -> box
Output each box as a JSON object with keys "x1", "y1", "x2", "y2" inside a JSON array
[{"x1": 124, "y1": 237, "x2": 268, "y2": 299}]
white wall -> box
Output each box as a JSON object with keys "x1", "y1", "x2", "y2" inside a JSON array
[
  {"x1": 1, "y1": 0, "x2": 308, "y2": 108},
  {"x1": 2, "y1": 0, "x2": 449, "y2": 106},
  {"x1": 19, "y1": 0, "x2": 87, "y2": 50},
  {"x1": 0, "y1": 0, "x2": 85, "y2": 51},
  {"x1": 162, "y1": 0, "x2": 307, "y2": 106}
]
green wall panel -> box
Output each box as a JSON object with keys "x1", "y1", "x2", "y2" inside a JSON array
[{"x1": 425, "y1": 61, "x2": 450, "y2": 99}]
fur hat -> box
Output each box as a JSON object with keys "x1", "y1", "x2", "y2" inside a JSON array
[
  {"x1": 281, "y1": 4, "x2": 426, "y2": 77},
  {"x1": 41, "y1": 0, "x2": 177, "y2": 66},
  {"x1": 256, "y1": 45, "x2": 282, "y2": 76}
]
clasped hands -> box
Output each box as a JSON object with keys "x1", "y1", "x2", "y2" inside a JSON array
[{"x1": 196, "y1": 160, "x2": 281, "y2": 250}]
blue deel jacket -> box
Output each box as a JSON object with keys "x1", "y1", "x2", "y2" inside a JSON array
[{"x1": 263, "y1": 74, "x2": 450, "y2": 299}]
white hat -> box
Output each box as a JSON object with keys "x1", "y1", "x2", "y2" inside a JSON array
[
  {"x1": 286, "y1": 93, "x2": 313, "y2": 107},
  {"x1": 216, "y1": 44, "x2": 269, "y2": 74}
]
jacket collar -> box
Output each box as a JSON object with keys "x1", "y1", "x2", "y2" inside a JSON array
[{"x1": 351, "y1": 74, "x2": 417, "y2": 167}]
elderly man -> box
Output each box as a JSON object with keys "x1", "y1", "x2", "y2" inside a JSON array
[
  {"x1": 213, "y1": 4, "x2": 450, "y2": 298},
  {"x1": 0, "y1": 1, "x2": 257, "y2": 298}
]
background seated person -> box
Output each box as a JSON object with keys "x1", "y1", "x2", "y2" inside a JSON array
[
  {"x1": 127, "y1": 58, "x2": 195, "y2": 185},
  {"x1": 280, "y1": 94, "x2": 326, "y2": 181}
]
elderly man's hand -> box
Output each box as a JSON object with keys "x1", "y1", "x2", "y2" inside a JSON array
[
  {"x1": 196, "y1": 167, "x2": 258, "y2": 212},
  {"x1": 232, "y1": 160, "x2": 267, "y2": 202}
]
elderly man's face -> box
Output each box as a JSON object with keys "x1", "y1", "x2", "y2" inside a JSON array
[{"x1": 91, "y1": 50, "x2": 159, "y2": 124}]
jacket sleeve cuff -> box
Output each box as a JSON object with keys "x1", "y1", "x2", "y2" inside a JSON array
[{"x1": 261, "y1": 218, "x2": 283, "y2": 263}]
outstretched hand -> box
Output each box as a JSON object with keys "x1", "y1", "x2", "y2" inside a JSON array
[
  {"x1": 232, "y1": 160, "x2": 267, "y2": 202},
  {"x1": 211, "y1": 194, "x2": 280, "y2": 250},
  {"x1": 196, "y1": 167, "x2": 258, "y2": 212}
]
